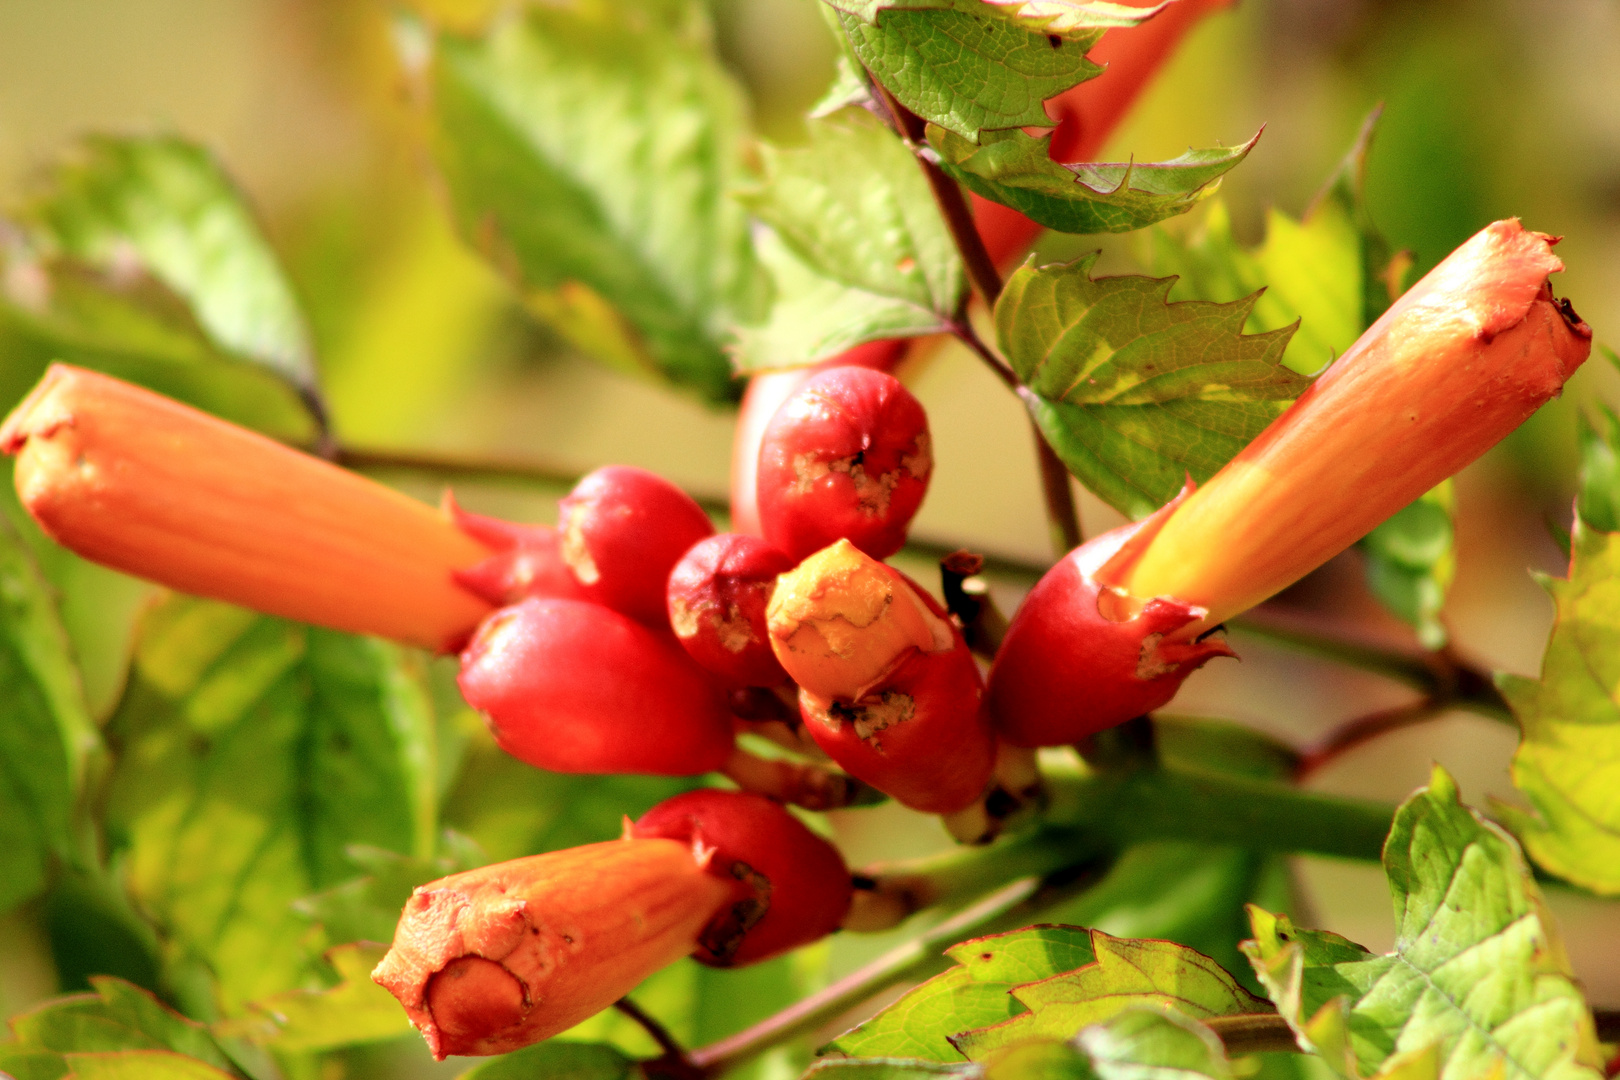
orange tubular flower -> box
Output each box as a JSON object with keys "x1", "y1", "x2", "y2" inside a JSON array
[
  {"x1": 988, "y1": 219, "x2": 1591, "y2": 748},
  {"x1": 1119, "y1": 219, "x2": 1592, "y2": 632},
  {"x1": 0, "y1": 364, "x2": 494, "y2": 650},
  {"x1": 373, "y1": 838, "x2": 739, "y2": 1059}
]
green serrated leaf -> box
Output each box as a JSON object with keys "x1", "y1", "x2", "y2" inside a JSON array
[
  {"x1": 456, "y1": 1040, "x2": 636, "y2": 1080},
  {"x1": 953, "y1": 931, "x2": 1265, "y2": 1059},
  {"x1": 975, "y1": 0, "x2": 1169, "y2": 37},
  {"x1": 837, "y1": 0, "x2": 1103, "y2": 140},
  {"x1": 216, "y1": 943, "x2": 412, "y2": 1053},
  {"x1": 0, "y1": 978, "x2": 242, "y2": 1080},
  {"x1": 30, "y1": 136, "x2": 317, "y2": 397},
  {"x1": 994, "y1": 252, "x2": 1306, "y2": 519},
  {"x1": 730, "y1": 230, "x2": 947, "y2": 372},
  {"x1": 0, "y1": 513, "x2": 97, "y2": 914},
  {"x1": 832, "y1": 926, "x2": 1095, "y2": 1061},
  {"x1": 1245, "y1": 768, "x2": 1603, "y2": 1080},
  {"x1": 425, "y1": 2, "x2": 762, "y2": 401},
  {"x1": 1495, "y1": 522, "x2": 1620, "y2": 894},
  {"x1": 1359, "y1": 482, "x2": 1455, "y2": 650},
  {"x1": 929, "y1": 126, "x2": 1258, "y2": 236},
  {"x1": 1073, "y1": 1006, "x2": 1232, "y2": 1080},
  {"x1": 823, "y1": 0, "x2": 1160, "y2": 36},
  {"x1": 104, "y1": 598, "x2": 439, "y2": 1013},
  {"x1": 741, "y1": 109, "x2": 963, "y2": 318}
]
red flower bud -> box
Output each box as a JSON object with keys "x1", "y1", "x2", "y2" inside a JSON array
[
  {"x1": 768, "y1": 540, "x2": 994, "y2": 812},
  {"x1": 446, "y1": 495, "x2": 590, "y2": 607},
  {"x1": 631, "y1": 789, "x2": 851, "y2": 966},
  {"x1": 800, "y1": 638, "x2": 994, "y2": 814},
  {"x1": 0, "y1": 365, "x2": 492, "y2": 650},
  {"x1": 557, "y1": 466, "x2": 715, "y2": 626},
  {"x1": 458, "y1": 597, "x2": 734, "y2": 776},
  {"x1": 729, "y1": 340, "x2": 908, "y2": 538},
  {"x1": 756, "y1": 367, "x2": 932, "y2": 561},
  {"x1": 988, "y1": 219, "x2": 1591, "y2": 745},
  {"x1": 667, "y1": 533, "x2": 795, "y2": 687},
  {"x1": 987, "y1": 503, "x2": 1235, "y2": 747},
  {"x1": 767, "y1": 539, "x2": 953, "y2": 700},
  {"x1": 373, "y1": 837, "x2": 741, "y2": 1058}
]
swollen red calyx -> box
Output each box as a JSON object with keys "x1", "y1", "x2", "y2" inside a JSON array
[
  {"x1": 757, "y1": 366, "x2": 932, "y2": 562},
  {"x1": 667, "y1": 533, "x2": 795, "y2": 687},
  {"x1": 557, "y1": 465, "x2": 715, "y2": 626},
  {"x1": 986, "y1": 504, "x2": 1235, "y2": 748},
  {"x1": 767, "y1": 540, "x2": 996, "y2": 813},
  {"x1": 458, "y1": 597, "x2": 734, "y2": 776},
  {"x1": 631, "y1": 788, "x2": 852, "y2": 966}
]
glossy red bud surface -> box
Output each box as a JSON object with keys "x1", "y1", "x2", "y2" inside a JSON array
[
  {"x1": 987, "y1": 522, "x2": 1235, "y2": 748},
  {"x1": 800, "y1": 636, "x2": 995, "y2": 814},
  {"x1": 667, "y1": 533, "x2": 794, "y2": 687},
  {"x1": 458, "y1": 598, "x2": 734, "y2": 776},
  {"x1": 557, "y1": 465, "x2": 714, "y2": 625},
  {"x1": 757, "y1": 367, "x2": 932, "y2": 561},
  {"x1": 447, "y1": 496, "x2": 590, "y2": 607},
  {"x1": 632, "y1": 789, "x2": 851, "y2": 966}
]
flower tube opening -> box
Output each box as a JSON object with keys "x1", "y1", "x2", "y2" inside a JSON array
[
  {"x1": 372, "y1": 837, "x2": 739, "y2": 1058},
  {"x1": 1117, "y1": 219, "x2": 1591, "y2": 635}
]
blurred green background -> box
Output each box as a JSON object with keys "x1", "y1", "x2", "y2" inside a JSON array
[{"x1": 0, "y1": 0, "x2": 1617, "y2": 1074}]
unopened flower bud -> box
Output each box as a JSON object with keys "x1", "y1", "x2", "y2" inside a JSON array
[
  {"x1": 0, "y1": 365, "x2": 492, "y2": 650},
  {"x1": 667, "y1": 533, "x2": 795, "y2": 687},
  {"x1": 557, "y1": 465, "x2": 715, "y2": 626},
  {"x1": 767, "y1": 539, "x2": 953, "y2": 701},
  {"x1": 632, "y1": 789, "x2": 852, "y2": 965},
  {"x1": 988, "y1": 219, "x2": 1591, "y2": 745},
  {"x1": 1118, "y1": 219, "x2": 1590, "y2": 631},
  {"x1": 757, "y1": 366, "x2": 932, "y2": 561},
  {"x1": 372, "y1": 837, "x2": 740, "y2": 1058},
  {"x1": 800, "y1": 636, "x2": 995, "y2": 814},
  {"x1": 458, "y1": 597, "x2": 734, "y2": 776}
]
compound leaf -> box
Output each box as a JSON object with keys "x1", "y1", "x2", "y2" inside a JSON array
[
  {"x1": 104, "y1": 598, "x2": 438, "y2": 1012},
  {"x1": 0, "y1": 513, "x2": 96, "y2": 915},
  {"x1": 423, "y1": 2, "x2": 763, "y2": 401},
  {"x1": 952, "y1": 932, "x2": 1264, "y2": 1059},
  {"x1": 1244, "y1": 768, "x2": 1603, "y2": 1080},
  {"x1": 834, "y1": 0, "x2": 1108, "y2": 140},
  {"x1": 929, "y1": 126, "x2": 1258, "y2": 236},
  {"x1": 1495, "y1": 522, "x2": 1620, "y2": 894},
  {"x1": 994, "y1": 252, "x2": 1305, "y2": 519}
]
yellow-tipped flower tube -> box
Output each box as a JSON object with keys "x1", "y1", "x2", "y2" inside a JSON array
[
  {"x1": 1, "y1": 364, "x2": 495, "y2": 650},
  {"x1": 1118, "y1": 219, "x2": 1590, "y2": 631},
  {"x1": 989, "y1": 219, "x2": 1592, "y2": 748}
]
